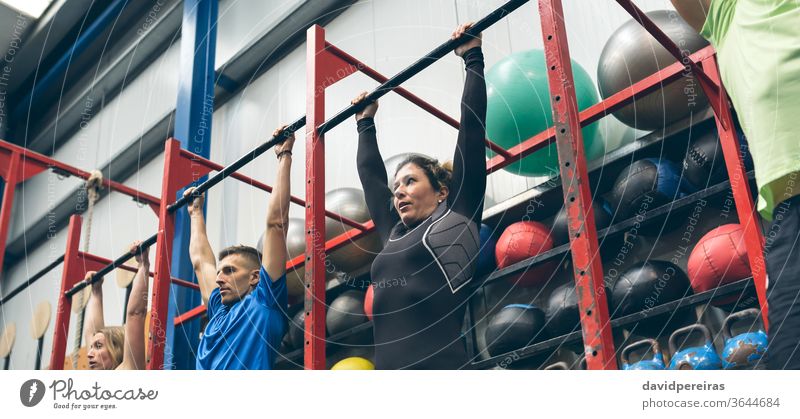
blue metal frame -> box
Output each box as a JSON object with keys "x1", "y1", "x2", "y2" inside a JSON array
[{"x1": 167, "y1": 0, "x2": 218, "y2": 370}]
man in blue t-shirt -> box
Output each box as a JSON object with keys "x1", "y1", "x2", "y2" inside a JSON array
[{"x1": 186, "y1": 125, "x2": 295, "y2": 370}]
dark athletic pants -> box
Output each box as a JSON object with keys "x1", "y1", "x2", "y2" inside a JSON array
[{"x1": 765, "y1": 194, "x2": 800, "y2": 369}]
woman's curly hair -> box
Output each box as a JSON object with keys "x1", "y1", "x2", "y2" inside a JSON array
[{"x1": 393, "y1": 154, "x2": 453, "y2": 192}]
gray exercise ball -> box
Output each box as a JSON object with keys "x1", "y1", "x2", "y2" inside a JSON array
[
  {"x1": 597, "y1": 10, "x2": 709, "y2": 131},
  {"x1": 258, "y1": 217, "x2": 306, "y2": 297},
  {"x1": 324, "y1": 188, "x2": 382, "y2": 274},
  {"x1": 326, "y1": 290, "x2": 368, "y2": 336}
]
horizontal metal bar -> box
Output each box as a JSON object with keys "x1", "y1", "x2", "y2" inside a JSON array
[
  {"x1": 173, "y1": 304, "x2": 207, "y2": 326},
  {"x1": 170, "y1": 277, "x2": 200, "y2": 291},
  {"x1": 0, "y1": 140, "x2": 161, "y2": 207},
  {"x1": 0, "y1": 254, "x2": 65, "y2": 306},
  {"x1": 316, "y1": 0, "x2": 530, "y2": 136},
  {"x1": 286, "y1": 220, "x2": 377, "y2": 271}
]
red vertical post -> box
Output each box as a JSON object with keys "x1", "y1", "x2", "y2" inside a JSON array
[
  {"x1": 49, "y1": 215, "x2": 83, "y2": 370},
  {"x1": 147, "y1": 140, "x2": 183, "y2": 369},
  {"x1": 0, "y1": 152, "x2": 20, "y2": 282},
  {"x1": 539, "y1": 0, "x2": 617, "y2": 369},
  {"x1": 701, "y1": 56, "x2": 769, "y2": 328},
  {"x1": 304, "y1": 25, "x2": 328, "y2": 370}
]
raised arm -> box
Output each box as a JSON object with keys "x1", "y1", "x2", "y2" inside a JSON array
[
  {"x1": 185, "y1": 188, "x2": 217, "y2": 304},
  {"x1": 448, "y1": 22, "x2": 487, "y2": 221},
  {"x1": 82, "y1": 271, "x2": 105, "y2": 346},
  {"x1": 262, "y1": 126, "x2": 295, "y2": 281},
  {"x1": 353, "y1": 92, "x2": 398, "y2": 242},
  {"x1": 119, "y1": 241, "x2": 149, "y2": 370},
  {"x1": 670, "y1": 0, "x2": 711, "y2": 33}
]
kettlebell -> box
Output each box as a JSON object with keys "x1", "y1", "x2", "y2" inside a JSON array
[
  {"x1": 621, "y1": 339, "x2": 665, "y2": 370},
  {"x1": 543, "y1": 361, "x2": 570, "y2": 370},
  {"x1": 721, "y1": 308, "x2": 767, "y2": 369},
  {"x1": 668, "y1": 324, "x2": 722, "y2": 370}
]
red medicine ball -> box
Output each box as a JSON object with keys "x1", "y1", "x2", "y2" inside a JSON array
[
  {"x1": 495, "y1": 221, "x2": 554, "y2": 287},
  {"x1": 687, "y1": 224, "x2": 751, "y2": 305},
  {"x1": 364, "y1": 284, "x2": 374, "y2": 321}
]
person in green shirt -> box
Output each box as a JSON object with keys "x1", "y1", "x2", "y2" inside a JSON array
[{"x1": 671, "y1": 0, "x2": 800, "y2": 369}]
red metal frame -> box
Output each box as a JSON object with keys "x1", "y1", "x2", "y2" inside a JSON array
[
  {"x1": 702, "y1": 56, "x2": 769, "y2": 328},
  {"x1": 539, "y1": 0, "x2": 617, "y2": 370},
  {"x1": 50, "y1": 216, "x2": 107, "y2": 370},
  {"x1": 49, "y1": 214, "x2": 200, "y2": 370},
  {"x1": 305, "y1": 26, "x2": 331, "y2": 370},
  {"x1": 0, "y1": 140, "x2": 161, "y2": 283}
]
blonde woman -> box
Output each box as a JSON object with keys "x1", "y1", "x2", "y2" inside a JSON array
[{"x1": 83, "y1": 241, "x2": 150, "y2": 370}]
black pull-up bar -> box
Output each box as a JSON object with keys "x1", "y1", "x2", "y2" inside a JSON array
[
  {"x1": 64, "y1": 234, "x2": 158, "y2": 298},
  {"x1": 0, "y1": 254, "x2": 65, "y2": 306}
]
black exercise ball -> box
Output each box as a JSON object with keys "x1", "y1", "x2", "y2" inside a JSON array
[
  {"x1": 682, "y1": 129, "x2": 755, "y2": 190},
  {"x1": 288, "y1": 310, "x2": 305, "y2": 350},
  {"x1": 545, "y1": 282, "x2": 611, "y2": 337},
  {"x1": 683, "y1": 131, "x2": 727, "y2": 189},
  {"x1": 611, "y1": 260, "x2": 693, "y2": 336},
  {"x1": 279, "y1": 331, "x2": 293, "y2": 354},
  {"x1": 326, "y1": 290, "x2": 368, "y2": 336},
  {"x1": 484, "y1": 304, "x2": 546, "y2": 357},
  {"x1": 608, "y1": 158, "x2": 694, "y2": 218},
  {"x1": 607, "y1": 158, "x2": 695, "y2": 235},
  {"x1": 551, "y1": 200, "x2": 613, "y2": 247}
]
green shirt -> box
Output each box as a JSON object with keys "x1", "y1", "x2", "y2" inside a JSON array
[{"x1": 701, "y1": 0, "x2": 800, "y2": 220}]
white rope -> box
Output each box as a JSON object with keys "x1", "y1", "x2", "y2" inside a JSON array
[{"x1": 72, "y1": 170, "x2": 103, "y2": 369}]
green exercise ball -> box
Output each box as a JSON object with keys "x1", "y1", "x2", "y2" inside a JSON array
[{"x1": 485, "y1": 49, "x2": 602, "y2": 178}]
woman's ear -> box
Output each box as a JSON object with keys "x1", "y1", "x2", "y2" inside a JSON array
[{"x1": 438, "y1": 186, "x2": 449, "y2": 202}]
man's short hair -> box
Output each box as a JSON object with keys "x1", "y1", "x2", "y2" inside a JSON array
[{"x1": 218, "y1": 245, "x2": 262, "y2": 270}]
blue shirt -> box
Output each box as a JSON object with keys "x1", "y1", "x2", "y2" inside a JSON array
[{"x1": 196, "y1": 266, "x2": 287, "y2": 370}]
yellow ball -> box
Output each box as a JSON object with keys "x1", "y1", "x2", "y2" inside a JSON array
[{"x1": 331, "y1": 357, "x2": 375, "y2": 370}]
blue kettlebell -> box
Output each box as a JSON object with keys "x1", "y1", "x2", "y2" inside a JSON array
[
  {"x1": 721, "y1": 308, "x2": 768, "y2": 369},
  {"x1": 668, "y1": 324, "x2": 722, "y2": 370},
  {"x1": 621, "y1": 339, "x2": 665, "y2": 370}
]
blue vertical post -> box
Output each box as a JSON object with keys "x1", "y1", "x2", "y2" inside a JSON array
[{"x1": 167, "y1": 0, "x2": 218, "y2": 369}]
